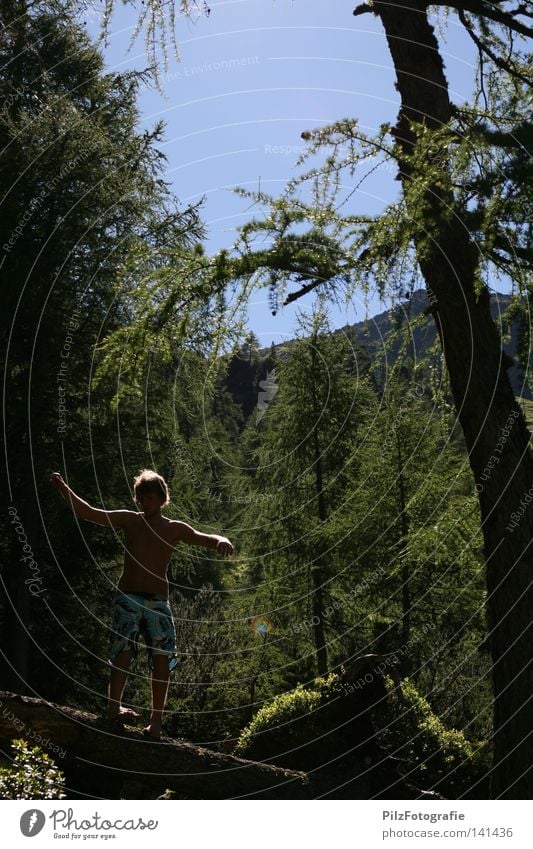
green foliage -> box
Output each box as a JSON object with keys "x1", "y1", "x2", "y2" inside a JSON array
[
  {"x1": 0, "y1": 740, "x2": 66, "y2": 800},
  {"x1": 386, "y1": 677, "x2": 473, "y2": 756},
  {"x1": 235, "y1": 674, "x2": 343, "y2": 762},
  {"x1": 380, "y1": 678, "x2": 488, "y2": 797},
  {"x1": 0, "y1": 0, "x2": 203, "y2": 702},
  {"x1": 236, "y1": 672, "x2": 487, "y2": 794},
  {"x1": 224, "y1": 308, "x2": 376, "y2": 677}
]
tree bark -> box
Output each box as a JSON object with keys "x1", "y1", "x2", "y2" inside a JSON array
[
  {"x1": 0, "y1": 691, "x2": 313, "y2": 799},
  {"x1": 373, "y1": 0, "x2": 533, "y2": 798}
]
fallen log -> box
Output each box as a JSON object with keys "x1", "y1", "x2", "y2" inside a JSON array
[{"x1": 0, "y1": 691, "x2": 313, "y2": 799}]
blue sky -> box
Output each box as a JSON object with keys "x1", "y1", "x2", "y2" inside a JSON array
[{"x1": 85, "y1": 0, "x2": 479, "y2": 345}]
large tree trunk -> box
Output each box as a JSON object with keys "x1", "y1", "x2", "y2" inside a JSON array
[{"x1": 372, "y1": 0, "x2": 533, "y2": 798}]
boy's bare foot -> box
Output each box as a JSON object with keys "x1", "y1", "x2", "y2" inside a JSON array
[
  {"x1": 142, "y1": 723, "x2": 162, "y2": 740},
  {"x1": 107, "y1": 706, "x2": 139, "y2": 721}
]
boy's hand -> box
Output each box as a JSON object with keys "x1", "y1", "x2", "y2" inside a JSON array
[
  {"x1": 216, "y1": 537, "x2": 234, "y2": 557},
  {"x1": 50, "y1": 472, "x2": 67, "y2": 493}
]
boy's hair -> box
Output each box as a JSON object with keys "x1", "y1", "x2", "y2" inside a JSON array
[{"x1": 133, "y1": 469, "x2": 170, "y2": 507}]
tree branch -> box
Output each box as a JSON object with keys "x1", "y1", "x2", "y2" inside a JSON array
[
  {"x1": 462, "y1": 121, "x2": 532, "y2": 150},
  {"x1": 434, "y1": 0, "x2": 533, "y2": 38},
  {"x1": 457, "y1": 8, "x2": 533, "y2": 87},
  {"x1": 508, "y1": 4, "x2": 533, "y2": 18},
  {"x1": 353, "y1": 3, "x2": 374, "y2": 16},
  {"x1": 283, "y1": 277, "x2": 329, "y2": 306}
]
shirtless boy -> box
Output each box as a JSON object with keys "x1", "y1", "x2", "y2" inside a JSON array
[{"x1": 50, "y1": 469, "x2": 234, "y2": 739}]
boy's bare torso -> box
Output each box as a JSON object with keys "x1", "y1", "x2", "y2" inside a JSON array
[
  {"x1": 118, "y1": 513, "x2": 179, "y2": 598},
  {"x1": 49, "y1": 470, "x2": 233, "y2": 602}
]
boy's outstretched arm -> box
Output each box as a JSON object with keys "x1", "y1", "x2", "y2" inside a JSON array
[
  {"x1": 172, "y1": 521, "x2": 234, "y2": 557},
  {"x1": 50, "y1": 472, "x2": 133, "y2": 528}
]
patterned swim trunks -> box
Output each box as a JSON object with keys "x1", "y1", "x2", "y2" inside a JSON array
[{"x1": 109, "y1": 592, "x2": 178, "y2": 672}]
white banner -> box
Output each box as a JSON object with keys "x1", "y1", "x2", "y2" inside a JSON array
[{"x1": 2, "y1": 800, "x2": 531, "y2": 848}]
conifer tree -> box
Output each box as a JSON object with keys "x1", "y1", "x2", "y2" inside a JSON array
[{"x1": 0, "y1": 0, "x2": 202, "y2": 696}]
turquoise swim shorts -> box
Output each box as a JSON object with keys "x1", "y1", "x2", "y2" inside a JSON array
[{"x1": 109, "y1": 592, "x2": 178, "y2": 672}]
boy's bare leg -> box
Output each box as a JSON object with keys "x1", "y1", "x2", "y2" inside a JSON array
[
  {"x1": 107, "y1": 650, "x2": 138, "y2": 719},
  {"x1": 143, "y1": 654, "x2": 170, "y2": 739}
]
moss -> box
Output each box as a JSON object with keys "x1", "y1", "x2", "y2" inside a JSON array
[
  {"x1": 235, "y1": 672, "x2": 488, "y2": 796},
  {"x1": 235, "y1": 674, "x2": 346, "y2": 768},
  {"x1": 378, "y1": 677, "x2": 487, "y2": 796}
]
